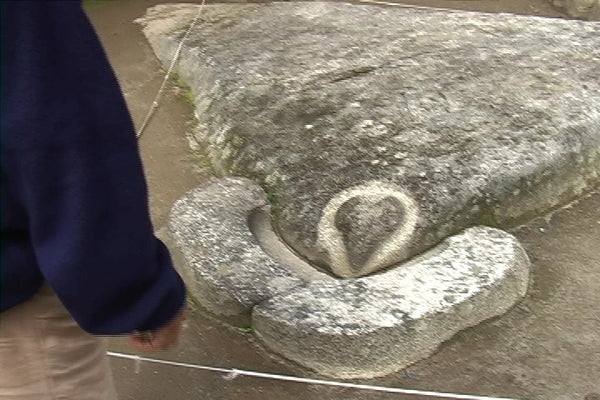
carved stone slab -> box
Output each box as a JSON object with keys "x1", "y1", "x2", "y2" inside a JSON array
[{"x1": 140, "y1": 3, "x2": 599, "y2": 277}]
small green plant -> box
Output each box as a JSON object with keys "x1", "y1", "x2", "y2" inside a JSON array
[
  {"x1": 479, "y1": 210, "x2": 500, "y2": 228},
  {"x1": 238, "y1": 326, "x2": 253, "y2": 334},
  {"x1": 191, "y1": 148, "x2": 215, "y2": 176},
  {"x1": 168, "y1": 72, "x2": 195, "y2": 105},
  {"x1": 457, "y1": 330, "x2": 474, "y2": 342},
  {"x1": 266, "y1": 190, "x2": 278, "y2": 206},
  {"x1": 182, "y1": 90, "x2": 195, "y2": 105},
  {"x1": 265, "y1": 189, "x2": 286, "y2": 220},
  {"x1": 169, "y1": 72, "x2": 186, "y2": 88}
]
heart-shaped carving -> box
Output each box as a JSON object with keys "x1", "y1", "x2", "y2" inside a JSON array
[
  {"x1": 335, "y1": 196, "x2": 406, "y2": 274},
  {"x1": 317, "y1": 182, "x2": 418, "y2": 278}
]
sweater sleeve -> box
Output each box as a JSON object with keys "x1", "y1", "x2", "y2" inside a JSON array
[{"x1": 0, "y1": 1, "x2": 186, "y2": 334}]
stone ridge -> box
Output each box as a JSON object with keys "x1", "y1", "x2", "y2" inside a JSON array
[
  {"x1": 253, "y1": 226, "x2": 530, "y2": 378},
  {"x1": 140, "y1": 3, "x2": 600, "y2": 278},
  {"x1": 168, "y1": 177, "x2": 311, "y2": 325}
]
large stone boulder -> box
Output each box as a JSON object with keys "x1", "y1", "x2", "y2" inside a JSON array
[{"x1": 139, "y1": 2, "x2": 600, "y2": 279}]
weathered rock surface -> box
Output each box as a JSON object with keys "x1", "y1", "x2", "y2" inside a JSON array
[
  {"x1": 552, "y1": 0, "x2": 600, "y2": 20},
  {"x1": 169, "y1": 178, "x2": 330, "y2": 324},
  {"x1": 140, "y1": 3, "x2": 600, "y2": 278},
  {"x1": 168, "y1": 176, "x2": 531, "y2": 378},
  {"x1": 253, "y1": 226, "x2": 530, "y2": 378}
]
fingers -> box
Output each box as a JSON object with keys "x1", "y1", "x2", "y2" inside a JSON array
[
  {"x1": 127, "y1": 308, "x2": 186, "y2": 352},
  {"x1": 128, "y1": 332, "x2": 156, "y2": 351},
  {"x1": 128, "y1": 332, "x2": 174, "y2": 351}
]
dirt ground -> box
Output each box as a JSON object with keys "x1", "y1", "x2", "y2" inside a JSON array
[{"x1": 85, "y1": 1, "x2": 599, "y2": 399}]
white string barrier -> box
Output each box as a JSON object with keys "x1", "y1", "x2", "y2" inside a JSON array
[
  {"x1": 135, "y1": 0, "x2": 206, "y2": 139},
  {"x1": 108, "y1": 351, "x2": 522, "y2": 400},
  {"x1": 357, "y1": 0, "x2": 463, "y2": 12},
  {"x1": 356, "y1": 0, "x2": 515, "y2": 16}
]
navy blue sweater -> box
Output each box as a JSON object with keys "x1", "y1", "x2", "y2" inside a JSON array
[{"x1": 0, "y1": 1, "x2": 186, "y2": 334}]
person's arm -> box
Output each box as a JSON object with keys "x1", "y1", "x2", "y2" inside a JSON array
[{"x1": 1, "y1": 1, "x2": 185, "y2": 335}]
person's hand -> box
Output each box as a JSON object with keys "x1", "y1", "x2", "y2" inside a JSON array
[{"x1": 128, "y1": 309, "x2": 186, "y2": 351}]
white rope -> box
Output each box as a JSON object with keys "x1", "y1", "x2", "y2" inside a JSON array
[
  {"x1": 357, "y1": 0, "x2": 459, "y2": 12},
  {"x1": 356, "y1": 0, "x2": 499, "y2": 15},
  {"x1": 136, "y1": 0, "x2": 206, "y2": 139},
  {"x1": 108, "y1": 351, "x2": 521, "y2": 400}
]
